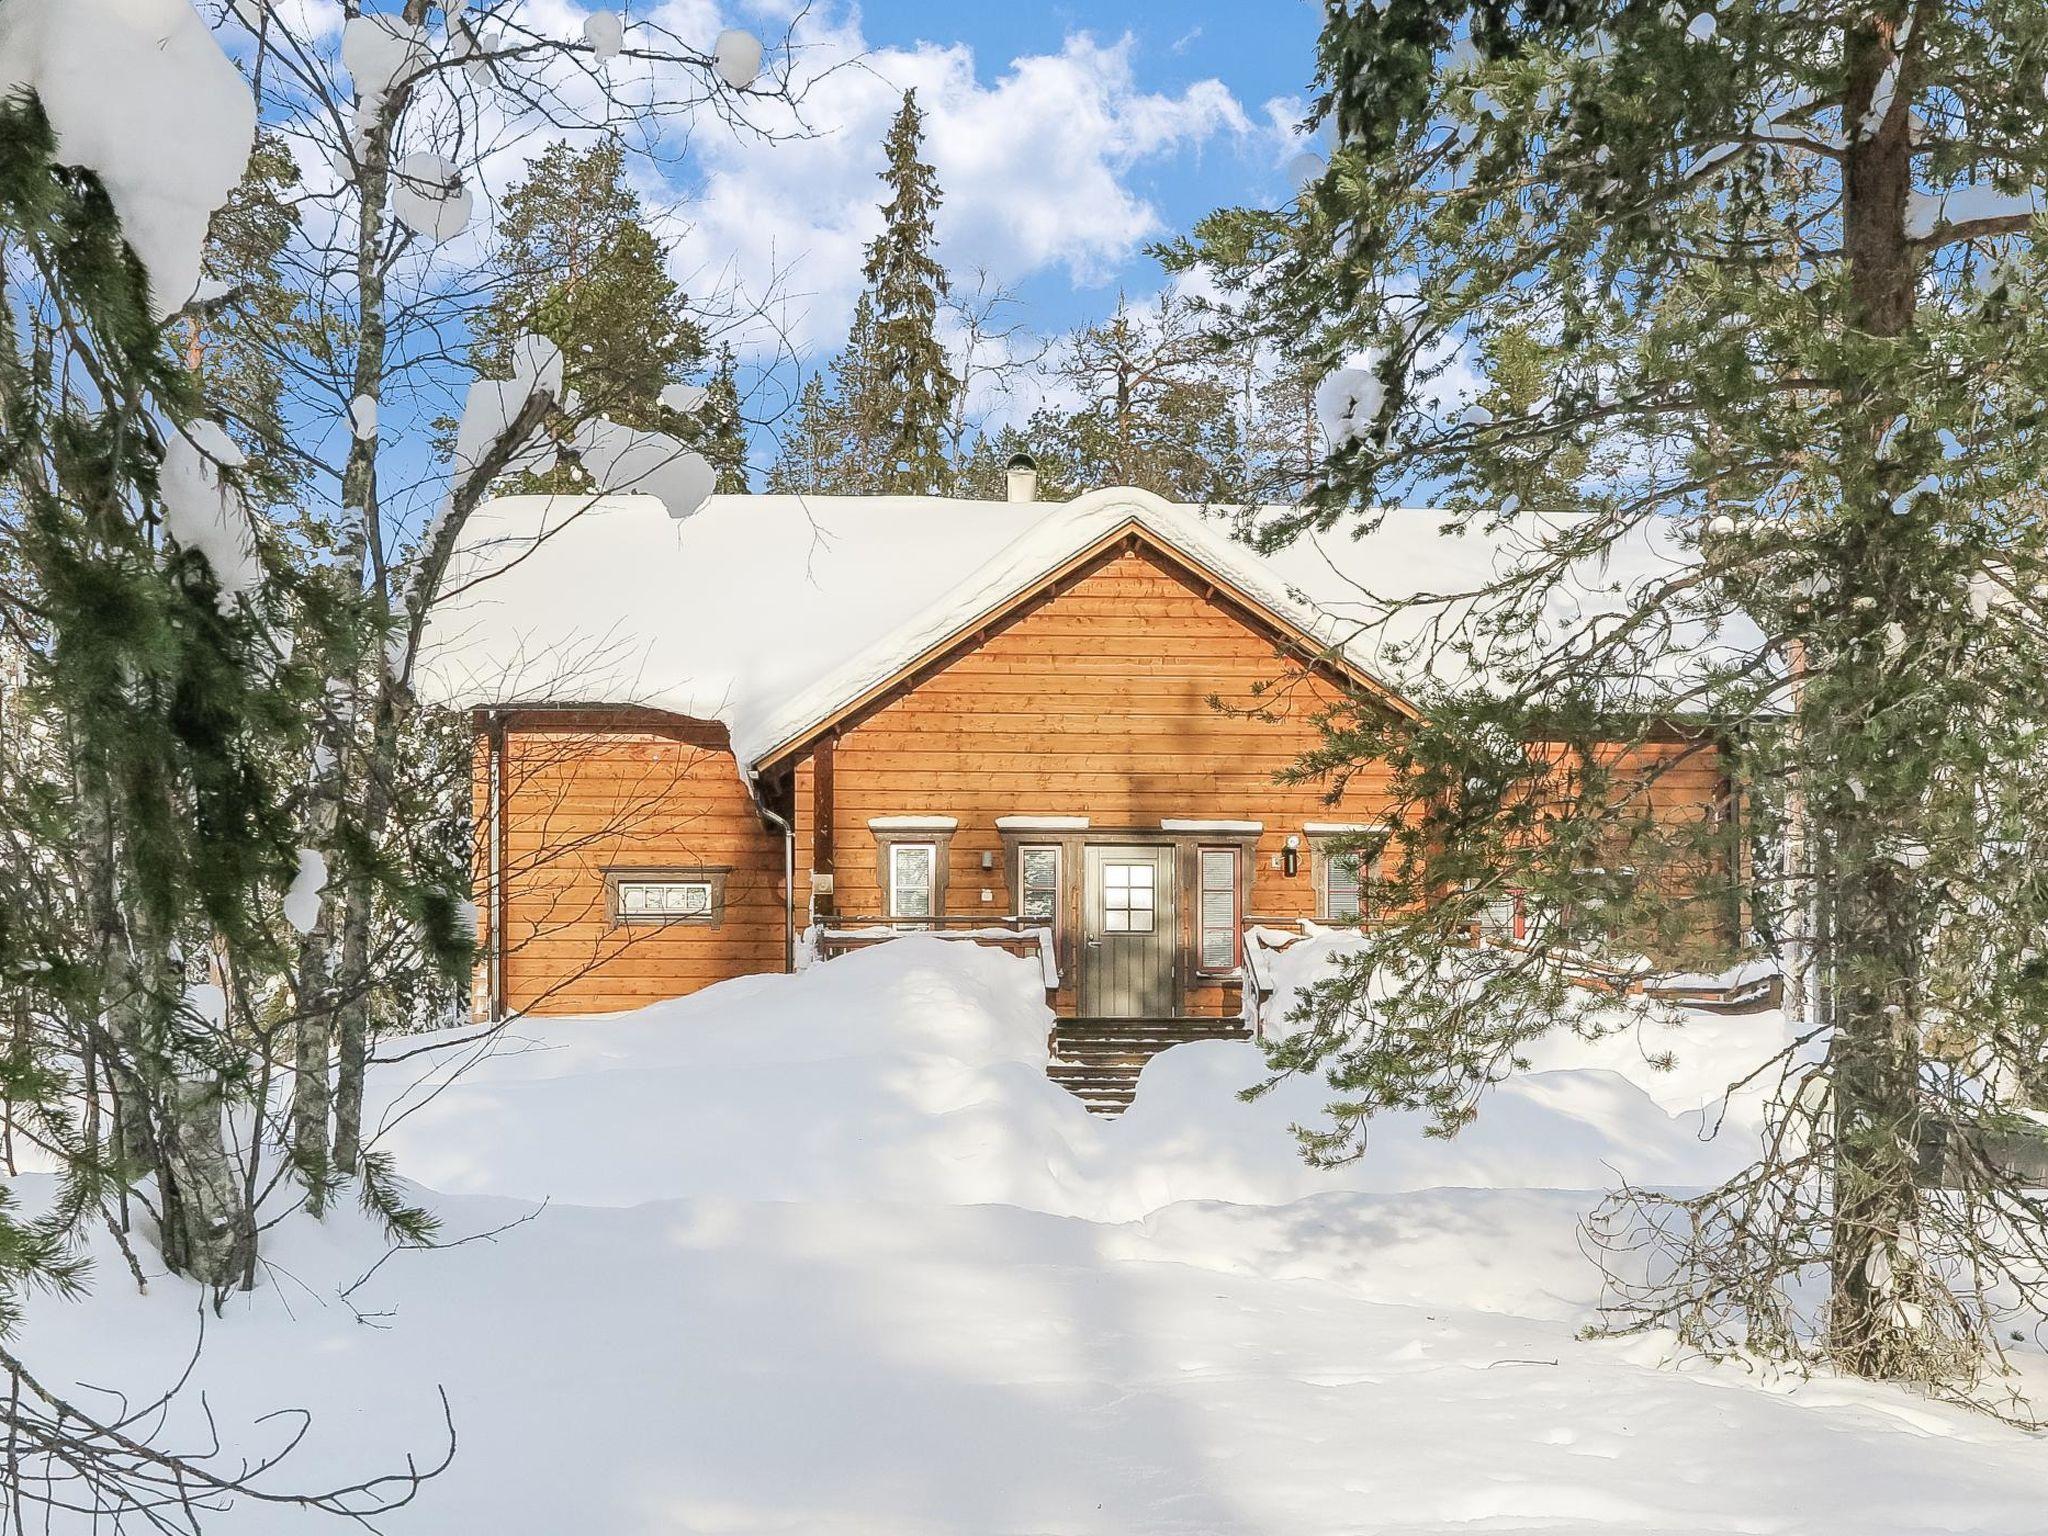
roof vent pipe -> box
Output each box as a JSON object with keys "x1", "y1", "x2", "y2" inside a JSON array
[{"x1": 1005, "y1": 452, "x2": 1038, "y2": 504}]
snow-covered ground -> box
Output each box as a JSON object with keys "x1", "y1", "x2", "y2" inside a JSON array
[{"x1": 16, "y1": 937, "x2": 2048, "y2": 1532}]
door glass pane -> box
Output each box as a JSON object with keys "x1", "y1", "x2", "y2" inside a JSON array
[{"x1": 1103, "y1": 860, "x2": 1154, "y2": 933}]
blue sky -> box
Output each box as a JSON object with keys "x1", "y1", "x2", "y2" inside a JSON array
[{"x1": 667, "y1": 0, "x2": 1325, "y2": 433}]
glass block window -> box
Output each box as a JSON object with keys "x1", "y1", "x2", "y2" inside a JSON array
[
  {"x1": 610, "y1": 872, "x2": 723, "y2": 925},
  {"x1": 1019, "y1": 846, "x2": 1060, "y2": 925},
  {"x1": 1198, "y1": 847, "x2": 1239, "y2": 971},
  {"x1": 889, "y1": 842, "x2": 936, "y2": 920},
  {"x1": 618, "y1": 880, "x2": 712, "y2": 918},
  {"x1": 1102, "y1": 860, "x2": 1155, "y2": 933}
]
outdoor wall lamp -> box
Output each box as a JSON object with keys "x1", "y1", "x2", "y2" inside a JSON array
[{"x1": 1283, "y1": 834, "x2": 1301, "y2": 878}]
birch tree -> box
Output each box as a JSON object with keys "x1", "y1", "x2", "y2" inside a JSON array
[{"x1": 223, "y1": 0, "x2": 789, "y2": 1206}]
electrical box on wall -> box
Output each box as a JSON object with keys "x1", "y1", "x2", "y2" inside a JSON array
[{"x1": 980, "y1": 889, "x2": 993, "y2": 903}]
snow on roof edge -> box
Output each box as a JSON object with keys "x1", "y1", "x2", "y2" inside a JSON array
[{"x1": 738, "y1": 487, "x2": 1408, "y2": 770}]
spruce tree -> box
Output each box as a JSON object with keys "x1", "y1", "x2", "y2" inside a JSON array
[
  {"x1": 697, "y1": 343, "x2": 751, "y2": 493},
  {"x1": 767, "y1": 298, "x2": 883, "y2": 493},
  {"x1": 766, "y1": 374, "x2": 841, "y2": 492},
  {"x1": 185, "y1": 131, "x2": 307, "y2": 511},
  {"x1": 859, "y1": 90, "x2": 959, "y2": 494},
  {"x1": 1177, "y1": 0, "x2": 2048, "y2": 1401}
]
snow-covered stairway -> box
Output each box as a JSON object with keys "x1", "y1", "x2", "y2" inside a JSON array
[{"x1": 1048, "y1": 1017, "x2": 1251, "y2": 1114}]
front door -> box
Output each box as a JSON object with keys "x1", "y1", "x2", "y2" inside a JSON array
[{"x1": 1081, "y1": 845, "x2": 1177, "y2": 1018}]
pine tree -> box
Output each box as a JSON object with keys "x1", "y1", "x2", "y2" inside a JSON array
[
  {"x1": 0, "y1": 93, "x2": 303, "y2": 1292},
  {"x1": 859, "y1": 90, "x2": 958, "y2": 494},
  {"x1": 472, "y1": 139, "x2": 707, "y2": 489},
  {"x1": 1178, "y1": 0, "x2": 2048, "y2": 1401},
  {"x1": 1050, "y1": 293, "x2": 1247, "y2": 502}
]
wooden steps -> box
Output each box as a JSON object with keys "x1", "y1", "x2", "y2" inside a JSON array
[{"x1": 1048, "y1": 1016, "x2": 1251, "y2": 1114}]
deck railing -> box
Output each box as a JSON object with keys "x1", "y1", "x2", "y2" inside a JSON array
[
  {"x1": 814, "y1": 915, "x2": 1060, "y2": 989},
  {"x1": 1234, "y1": 915, "x2": 1780, "y2": 1032}
]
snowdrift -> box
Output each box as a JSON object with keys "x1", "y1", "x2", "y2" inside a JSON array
[
  {"x1": 371, "y1": 935, "x2": 1778, "y2": 1220},
  {"x1": 17, "y1": 937, "x2": 2048, "y2": 1535}
]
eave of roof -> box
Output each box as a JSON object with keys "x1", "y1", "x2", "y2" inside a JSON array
[{"x1": 747, "y1": 489, "x2": 1420, "y2": 773}]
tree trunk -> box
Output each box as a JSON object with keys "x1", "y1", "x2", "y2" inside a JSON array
[
  {"x1": 1825, "y1": 5, "x2": 1926, "y2": 1376},
  {"x1": 292, "y1": 3, "x2": 429, "y2": 1204}
]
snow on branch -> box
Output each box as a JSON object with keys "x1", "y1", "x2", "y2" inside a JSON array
[{"x1": 0, "y1": 0, "x2": 255, "y2": 317}]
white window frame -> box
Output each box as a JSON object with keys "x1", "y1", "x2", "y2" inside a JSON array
[
  {"x1": 1101, "y1": 859, "x2": 1157, "y2": 934},
  {"x1": 887, "y1": 840, "x2": 939, "y2": 922},
  {"x1": 1196, "y1": 845, "x2": 1241, "y2": 974},
  {"x1": 606, "y1": 866, "x2": 728, "y2": 927}
]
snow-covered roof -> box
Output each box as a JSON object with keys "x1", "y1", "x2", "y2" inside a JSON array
[{"x1": 417, "y1": 486, "x2": 1729, "y2": 770}]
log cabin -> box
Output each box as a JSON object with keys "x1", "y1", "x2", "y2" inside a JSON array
[{"x1": 419, "y1": 479, "x2": 1749, "y2": 1088}]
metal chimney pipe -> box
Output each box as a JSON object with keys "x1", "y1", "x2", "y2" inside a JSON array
[{"x1": 1005, "y1": 452, "x2": 1038, "y2": 503}]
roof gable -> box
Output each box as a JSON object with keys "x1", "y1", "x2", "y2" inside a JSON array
[{"x1": 749, "y1": 496, "x2": 1419, "y2": 770}]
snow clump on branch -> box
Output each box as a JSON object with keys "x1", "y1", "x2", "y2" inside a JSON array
[
  {"x1": 713, "y1": 28, "x2": 763, "y2": 89},
  {"x1": 391, "y1": 151, "x2": 473, "y2": 244},
  {"x1": 1315, "y1": 352, "x2": 1390, "y2": 450},
  {"x1": 159, "y1": 420, "x2": 263, "y2": 611},
  {"x1": 583, "y1": 11, "x2": 624, "y2": 62},
  {"x1": 0, "y1": 0, "x2": 256, "y2": 316}
]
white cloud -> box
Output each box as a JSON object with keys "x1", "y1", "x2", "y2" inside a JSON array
[{"x1": 653, "y1": 11, "x2": 1256, "y2": 357}]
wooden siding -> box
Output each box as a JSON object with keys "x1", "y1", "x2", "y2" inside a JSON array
[
  {"x1": 470, "y1": 541, "x2": 1739, "y2": 1020},
  {"x1": 794, "y1": 540, "x2": 1738, "y2": 1013},
  {"x1": 484, "y1": 710, "x2": 785, "y2": 1016},
  {"x1": 796, "y1": 540, "x2": 1399, "y2": 1013}
]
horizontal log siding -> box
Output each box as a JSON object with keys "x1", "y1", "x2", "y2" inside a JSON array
[
  {"x1": 492, "y1": 711, "x2": 785, "y2": 1015},
  {"x1": 472, "y1": 551, "x2": 1737, "y2": 1019},
  {"x1": 804, "y1": 544, "x2": 1397, "y2": 1012}
]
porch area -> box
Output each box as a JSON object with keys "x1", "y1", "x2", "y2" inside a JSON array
[{"x1": 812, "y1": 915, "x2": 1782, "y2": 1115}]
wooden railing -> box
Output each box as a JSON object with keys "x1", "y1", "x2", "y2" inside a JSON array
[
  {"x1": 1235, "y1": 915, "x2": 1780, "y2": 1032},
  {"x1": 814, "y1": 915, "x2": 1060, "y2": 989}
]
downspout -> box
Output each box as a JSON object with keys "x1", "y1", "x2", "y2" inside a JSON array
[
  {"x1": 485, "y1": 711, "x2": 505, "y2": 1021},
  {"x1": 748, "y1": 774, "x2": 797, "y2": 974}
]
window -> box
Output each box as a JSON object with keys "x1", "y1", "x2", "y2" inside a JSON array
[
  {"x1": 1476, "y1": 887, "x2": 1525, "y2": 941},
  {"x1": 606, "y1": 867, "x2": 727, "y2": 926},
  {"x1": 1101, "y1": 860, "x2": 1155, "y2": 933},
  {"x1": 1198, "y1": 847, "x2": 1239, "y2": 971},
  {"x1": 888, "y1": 842, "x2": 937, "y2": 922},
  {"x1": 1018, "y1": 846, "x2": 1060, "y2": 928},
  {"x1": 1323, "y1": 852, "x2": 1364, "y2": 920},
  {"x1": 620, "y1": 880, "x2": 712, "y2": 919},
  {"x1": 869, "y1": 817, "x2": 955, "y2": 922},
  {"x1": 1318, "y1": 845, "x2": 1382, "y2": 923}
]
